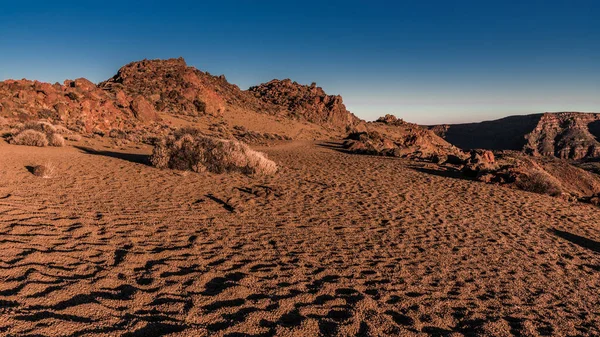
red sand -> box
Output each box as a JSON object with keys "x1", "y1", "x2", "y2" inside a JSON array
[{"x1": 0, "y1": 140, "x2": 599, "y2": 336}]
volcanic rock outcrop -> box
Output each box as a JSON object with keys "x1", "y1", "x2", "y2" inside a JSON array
[
  {"x1": 0, "y1": 78, "x2": 157, "y2": 133},
  {"x1": 427, "y1": 148, "x2": 600, "y2": 201},
  {"x1": 249, "y1": 79, "x2": 360, "y2": 130},
  {"x1": 432, "y1": 112, "x2": 600, "y2": 160},
  {"x1": 344, "y1": 114, "x2": 464, "y2": 160},
  {"x1": 1, "y1": 58, "x2": 360, "y2": 136},
  {"x1": 99, "y1": 58, "x2": 243, "y2": 117}
]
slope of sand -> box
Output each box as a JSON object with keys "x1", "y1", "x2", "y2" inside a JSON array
[{"x1": 0, "y1": 140, "x2": 599, "y2": 336}]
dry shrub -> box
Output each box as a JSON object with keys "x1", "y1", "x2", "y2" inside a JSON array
[
  {"x1": 151, "y1": 132, "x2": 277, "y2": 176},
  {"x1": 48, "y1": 133, "x2": 65, "y2": 147},
  {"x1": 9, "y1": 121, "x2": 76, "y2": 147},
  {"x1": 516, "y1": 171, "x2": 562, "y2": 196},
  {"x1": 31, "y1": 163, "x2": 56, "y2": 178},
  {"x1": 22, "y1": 121, "x2": 57, "y2": 134},
  {"x1": 11, "y1": 130, "x2": 49, "y2": 147},
  {"x1": 173, "y1": 126, "x2": 205, "y2": 139}
]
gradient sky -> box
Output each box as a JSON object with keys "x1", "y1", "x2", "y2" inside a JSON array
[{"x1": 1, "y1": 1, "x2": 599, "y2": 124}]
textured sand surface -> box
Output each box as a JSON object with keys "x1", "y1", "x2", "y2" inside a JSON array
[{"x1": 0, "y1": 140, "x2": 599, "y2": 336}]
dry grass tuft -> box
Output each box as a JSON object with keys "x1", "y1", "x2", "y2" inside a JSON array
[
  {"x1": 11, "y1": 130, "x2": 49, "y2": 147},
  {"x1": 31, "y1": 163, "x2": 56, "y2": 178},
  {"x1": 151, "y1": 132, "x2": 277, "y2": 176}
]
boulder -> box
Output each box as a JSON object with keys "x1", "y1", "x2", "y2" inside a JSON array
[{"x1": 130, "y1": 96, "x2": 160, "y2": 122}]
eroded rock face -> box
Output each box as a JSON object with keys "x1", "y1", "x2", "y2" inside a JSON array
[
  {"x1": 433, "y1": 112, "x2": 600, "y2": 160},
  {"x1": 523, "y1": 112, "x2": 600, "y2": 159},
  {"x1": 248, "y1": 79, "x2": 360, "y2": 130}
]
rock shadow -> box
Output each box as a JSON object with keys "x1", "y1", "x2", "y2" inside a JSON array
[
  {"x1": 74, "y1": 146, "x2": 150, "y2": 165},
  {"x1": 552, "y1": 228, "x2": 600, "y2": 253}
]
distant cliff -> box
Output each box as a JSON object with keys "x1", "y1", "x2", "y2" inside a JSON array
[{"x1": 431, "y1": 112, "x2": 600, "y2": 160}]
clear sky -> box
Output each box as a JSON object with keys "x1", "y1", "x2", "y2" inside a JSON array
[{"x1": 1, "y1": 1, "x2": 598, "y2": 124}]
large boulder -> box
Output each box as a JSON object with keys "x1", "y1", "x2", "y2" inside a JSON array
[{"x1": 130, "y1": 96, "x2": 160, "y2": 122}]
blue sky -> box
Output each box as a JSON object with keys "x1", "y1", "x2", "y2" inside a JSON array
[{"x1": 1, "y1": 1, "x2": 598, "y2": 124}]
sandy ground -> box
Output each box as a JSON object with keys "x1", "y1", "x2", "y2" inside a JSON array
[{"x1": 0, "y1": 140, "x2": 599, "y2": 336}]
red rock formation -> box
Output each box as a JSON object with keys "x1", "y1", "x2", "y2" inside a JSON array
[
  {"x1": 0, "y1": 78, "x2": 152, "y2": 133},
  {"x1": 99, "y1": 58, "x2": 240, "y2": 116},
  {"x1": 130, "y1": 96, "x2": 159, "y2": 122},
  {"x1": 344, "y1": 114, "x2": 463, "y2": 159},
  {"x1": 1, "y1": 58, "x2": 361, "y2": 135},
  {"x1": 248, "y1": 79, "x2": 360, "y2": 130}
]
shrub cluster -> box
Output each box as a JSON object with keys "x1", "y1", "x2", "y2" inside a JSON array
[
  {"x1": 150, "y1": 130, "x2": 277, "y2": 176},
  {"x1": 9, "y1": 121, "x2": 70, "y2": 147}
]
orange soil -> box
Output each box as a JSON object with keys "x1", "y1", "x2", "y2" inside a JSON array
[{"x1": 0, "y1": 140, "x2": 599, "y2": 336}]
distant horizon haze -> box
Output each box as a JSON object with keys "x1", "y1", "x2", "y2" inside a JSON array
[{"x1": 1, "y1": 0, "x2": 598, "y2": 124}]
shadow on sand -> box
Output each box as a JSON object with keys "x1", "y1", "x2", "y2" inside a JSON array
[
  {"x1": 408, "y1": 165, "x2": 474, "y2": 182},
  {"x1": 316, "y1": 141, "x2": 355, "y2": 155},
  {"x1": 74, "y1": 146, "x2": 150, "y2": 165},
  {"x1": 552, "y1": 228, "x2": 600, "y2": 254}
]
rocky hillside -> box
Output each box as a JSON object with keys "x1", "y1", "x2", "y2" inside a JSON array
[
  {"x1": 248, "y1": 79, "x2": 360, "y2": 130},
  {"x1": 0, "y1": 78, "x2": 159, "y2": 133},
  {"x1": 432, "y1": 112, "x2": 600, "y2": 160},
  {"x1": 98, "y1": 58, "x2": 260, "y2": 117},
  {"x1": 0, "y1": 58, "x2": 359, "y2": 135}
]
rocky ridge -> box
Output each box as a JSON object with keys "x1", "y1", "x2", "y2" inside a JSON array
[{"x1": 1, "y1": 58, "x2": 360, "y2": 135}]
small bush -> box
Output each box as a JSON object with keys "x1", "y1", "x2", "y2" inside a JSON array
[
  {"x1": 31, "y1": 163, "x2": 56, "y2": 178},
  {"x1": 48, "y1": 133, "x2": 65, "y2": 147},
  {"x1": 516, "y1": 172, "x2": 562, "y2": 196},
  {"x1": 150, "y1": 132, "x2": 277, "y2": 176},
  {"x1": 173, "y1": 126, "x2": 204, "y2": 139},
  {"x1": 11, "y1": 130, "x2": 49, "y2": 147},
  {"x1": 9, "y1": 121, "x2": 77, "y2": 147}
]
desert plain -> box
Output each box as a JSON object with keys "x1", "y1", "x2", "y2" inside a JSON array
[{"x1": 0, "y1": 58, "x2": 599, "y2": 336}]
